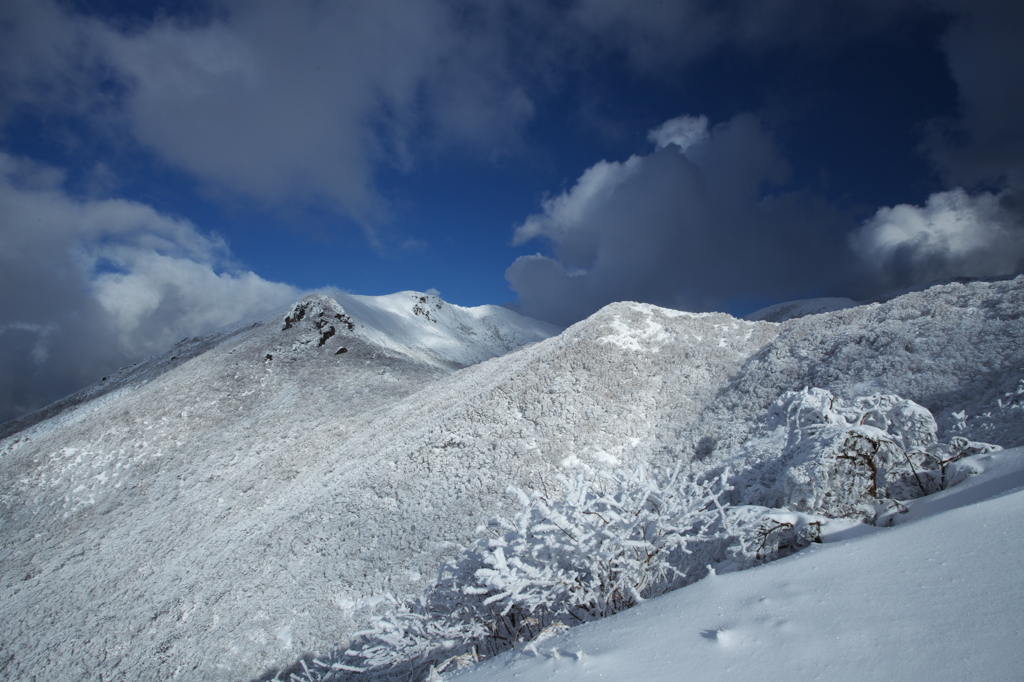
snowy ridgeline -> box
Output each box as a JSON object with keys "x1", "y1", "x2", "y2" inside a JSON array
[{"x1": 0, "y1": 279, "x2": 1022, "y2": 681}]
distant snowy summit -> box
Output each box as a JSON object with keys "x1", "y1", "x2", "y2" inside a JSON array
[
  {"x1": 744, "y1": 296, "x2": 859, "y2": 323},
  {"x1": 744, "y1": 274, "x2": 1023, "y2": 324},
  {"x1": 0, "y1": 290, "x2": 558, "y2": 440},
  {"x1": 307, "y1": 291, "x2": 561, "y2": 368}
]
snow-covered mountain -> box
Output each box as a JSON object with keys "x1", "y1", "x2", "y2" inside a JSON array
[
  {"x1": 0, "y1": 291, "x2": 558, "y2": 680},
  {"x1": 1, "y1": 279, "x2": 1022, "y2": 681}
]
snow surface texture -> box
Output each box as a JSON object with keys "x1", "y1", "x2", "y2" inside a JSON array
[
  {"x1": 449, "y1": 446, "x2": 1024, "y2": 682},
  {"x1": 1, "y1": 279, "x2": 1022, "y2": 679}
]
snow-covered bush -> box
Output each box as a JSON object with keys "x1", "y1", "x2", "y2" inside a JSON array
[
  {"x1": 460, "y1": 468, "x2": 733, "y2": 625},
  {"x1": 289, "y1": 468, "x2": 784, "y2": 681},
  {"x1": 735, "y1": 388, "x2": 1000, "y2": 522},
  {"x1": 722, "y1": 506, "x2": 825, "y2": 564}
]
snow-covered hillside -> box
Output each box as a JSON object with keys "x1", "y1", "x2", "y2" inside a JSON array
[
  {"x1": 450, "y1": 446, "x2": 1024, "y2": 682},
  {"x1": 1, "y1": 279, "x2": 1022, "y2": 681},
  {"x1": 0, "y1": 292, "x2": 557, "y2": 680}
]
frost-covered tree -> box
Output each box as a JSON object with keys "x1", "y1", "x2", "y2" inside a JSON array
[{"x1": 730, "y1": 388, "x2": 1000, "y2": 522}]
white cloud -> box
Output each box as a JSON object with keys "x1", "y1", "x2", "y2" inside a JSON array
[
  {"x1": 0, "y1": 153, "x2": 301, "y2": 422},
  {"x1": 507, "y1": 114, "x2": 848, "y2": 325},
  {"x1": 513, "y1": 156, "x2": 644, "y2": 249},
  {"x1": 850, "y1": 188, "x2": 1024, "y2": 289},
  {"x1": 0, "y1": 0, "x2": 538, "y2": 232},
  {"x1": 647, "y1": 115, "x2": 709, "y2": 152}
]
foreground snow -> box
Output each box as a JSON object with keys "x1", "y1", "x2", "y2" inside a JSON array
[{"x1": 450, "y1": 447, "x2": 1024, "y2": 682}]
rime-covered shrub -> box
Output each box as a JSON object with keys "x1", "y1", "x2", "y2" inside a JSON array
[
  {"x1": 722, "y1": 506, "x2": 825, "y2": 564},
  {"x1": 461, "y1": 469, "x2": 734, "y2": 624},
  {"x1": 734, "y1": 388, "x2": 1000, "y2": 522},
  {"x1": 292, "y1": 468, "x2": 788, "y2": 681}
]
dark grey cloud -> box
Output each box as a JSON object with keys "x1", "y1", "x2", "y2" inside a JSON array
[
  {"x1": 506, "y1": 115, "x2": 852, "y2": 325},
  {"x1": 923, "y1": 0, "x2": 1024, "y2": 191},
  {"x1": 1, "y1": 0, "x2": 536, "y2": 232},
  {"x1": 508, "y1": 109, "x2": 1024, "y2": 326},
  {"x1": 0, "y1": 153, "x2": 299, "y2": 424},
  {"x1": 506, "y1": 0, "x2": 1024, "y2": 323}
]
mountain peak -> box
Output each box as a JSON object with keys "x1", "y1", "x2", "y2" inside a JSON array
[{"x1": 313, "y1": 290, "x2": 560, "y2": 368}]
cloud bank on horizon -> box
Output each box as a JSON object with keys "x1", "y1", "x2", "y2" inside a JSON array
[
  {"x1": 1, "y1": 0, "x2": 1023, "y2": 421},
  {"x1": 0, "y1": 152, "x2": 299, "y2": 419},
  {"x1": 507, "y1": 114, "x2": 852, "y2": 325},
  {"x1": 502, "y1": 0, "x2": 1024, "y2": 324}
]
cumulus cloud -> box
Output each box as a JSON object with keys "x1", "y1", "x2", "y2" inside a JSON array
[
  {"x1": 507, "y1": 114, "x2": 850, "y2": 325},
  {"x1": 850, "y1": 188, "x2": 1024, "y2": 292},
  {"x1": 505, "y1": 0, "x2": 1024, "y2": 322},
  {"x1": 0, "y1": 153, "x2": 300, "y2": 423},
  {"x1": 1, "y1": 0, "x2": 535, "y2": 231},
  {"x1": 507, "y1": 111, "x2": 1024, "y2": 325},
  {"x1": 647, "y1": 115, "x2": 710, "y2": 152}
]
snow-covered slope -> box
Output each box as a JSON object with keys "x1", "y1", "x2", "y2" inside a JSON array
[
  {"x1": 330, "y1": 291, "x2": 560, "y2": 368},
  {"x1": 0, "y1": 291, "x2": 557, "y2": 441},
  {"x1": 449, "y1": 446, "x2": 1024, "y2": 682},
  {"x1": 1, "y1": 278, "x2": 1022, "y2": 681},
  {"x1": 0, "y1": 291, "x2": 556, "y2": 681}
]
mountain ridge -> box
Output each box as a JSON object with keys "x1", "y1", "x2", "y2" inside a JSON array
[
  {"x1": 0, "y1": 291, "x2": 559, "y2": 441},
  {"x1": 2, "y1": 278, "x2": 1023, "y2": 680}
]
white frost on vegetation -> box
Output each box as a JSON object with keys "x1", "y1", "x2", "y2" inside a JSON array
[
  {"x1": 280, "y1": 387, "x2": 998, "y2": 681},
  {"x1": 0, "y1": 277, "x2": 1022, "y2": 680},
  {"x1": 449, "y1": 446, "x2": 1024, "y2": 682}
]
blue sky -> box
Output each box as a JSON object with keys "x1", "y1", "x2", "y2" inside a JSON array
[{"x1": 2, "y1": 0, "x2": 1023, "y2": 422}]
